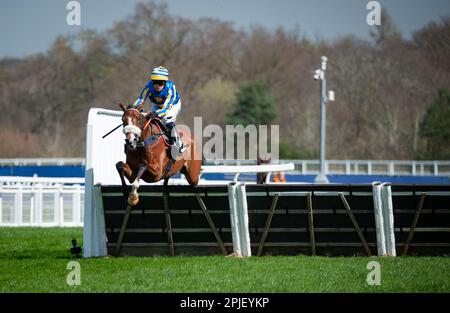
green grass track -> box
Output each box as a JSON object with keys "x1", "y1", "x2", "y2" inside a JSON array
[{"x1": 0, "y1": 228, "x2": 449, "y2": 292}]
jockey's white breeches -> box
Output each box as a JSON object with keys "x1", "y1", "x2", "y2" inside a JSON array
[{"x1": 152, "y1": 101, "x2": 181, "y2": 124}]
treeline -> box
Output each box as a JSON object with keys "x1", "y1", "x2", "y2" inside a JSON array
[{"x1": 0, "y1": 2, "x2": 449, "y2": 159}]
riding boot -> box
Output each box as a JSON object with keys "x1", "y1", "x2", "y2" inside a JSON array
[
  {"x1": 172, "y1": 125, "x2": 187, "y2": 153},
  {"x1": 166, "y1": 122, "x2": 187, "y2": 154}
]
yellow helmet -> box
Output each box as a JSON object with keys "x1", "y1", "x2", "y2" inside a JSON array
[{"x1": 150, "y1": 66, "x2": 169, "y2": 81}]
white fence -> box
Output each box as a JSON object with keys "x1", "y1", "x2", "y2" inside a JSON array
[
  {"x1": 0, "y1": 180, "x2": 84, "y2": 227},
  {"x1": 2, "y1": 158, "x2": 450, "y2": 176},
  {"x1": 207, "y1": 159, "x2": 450, "y2": 176},
  {"x1": 0, "y1": 163, "x2": 294, "y2": 228},
  {"x1": 294, "y1": 159, "x2": 450, "y2": 176}
]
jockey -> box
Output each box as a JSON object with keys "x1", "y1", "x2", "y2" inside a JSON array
[{"x1": 133, "y1": 66, "x2": 186, "y2": 155}]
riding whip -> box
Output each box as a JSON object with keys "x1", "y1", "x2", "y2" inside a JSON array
[{"x1": 102, "y1": 123, "x2": 122, "y2": 139}]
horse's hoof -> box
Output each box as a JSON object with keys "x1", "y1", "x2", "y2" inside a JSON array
[{"x1": 128, "y1": 194, "x2": 139, "y2": 206}]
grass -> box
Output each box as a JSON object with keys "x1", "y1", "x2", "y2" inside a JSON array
[{"x1": 0, "y1": 227, "x2": 449, "y2": 292}]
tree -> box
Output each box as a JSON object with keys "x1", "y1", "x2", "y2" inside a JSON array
[
  {"x1": 197, "y1": 77, "x2": 236, "y2": 126},
  {"x1": 419, "y1": 89, "x2": 450, "y2": 159},
  {"x1": 0, "y1": 0, "x2": 449, "y2": 159},
  {"x1": 413, "y1": 16, "x2": 450, "y2": 84},
  {"x1": 224, "y1": 81, "x2": 277, "y2": 159},
  {"x1": 225, "y1": 81, "x2": 277, "y2": 126}
]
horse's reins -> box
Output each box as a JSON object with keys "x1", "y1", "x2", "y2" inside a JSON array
[
  {"x1": 102, "y1": 106, "x2": 163, "y2": 143},
  {"x1": 143, "y1": 115, "x2": 152, "y2": 133},
  {"x1": 129, "y1": 108, "x2": 174, "y2": 178},
  {"x1": 122, "y1": 108, "x2": 175, "y2": 179},
  {"x1": 122, "y1": 107, "x2": 154, "y2": 132},
  {"x1": 126, "y1": 108, "x2": 165, "y2": 145}
]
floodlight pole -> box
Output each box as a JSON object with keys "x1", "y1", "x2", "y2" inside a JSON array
[{"x1": 315, "y1": 56, "x2": 330, "y2": 184}]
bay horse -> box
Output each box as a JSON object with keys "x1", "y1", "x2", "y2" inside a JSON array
[{"x1": 116, "y1": 104, "x2": 202, "y2": 206}]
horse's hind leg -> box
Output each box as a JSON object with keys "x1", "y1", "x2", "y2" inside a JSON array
[
  {"x1": 128, "y1": 165, "x2": 147, "y2": 206},
  {"x1": 116, "y1": 161, "x2": 130, "y2": 198}
]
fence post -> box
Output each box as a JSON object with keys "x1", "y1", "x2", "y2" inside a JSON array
[
  {"x1": 91, "y1": 184, "x2": 107, "y2": 257},
  {"x1": 227, "y1": 183, "x2": 241, "y2": 256},
  {"x1": 345, "y1": 160, "x2": 351, "y2": 175},
  {"x1": 55, "y1": 184, "x2": 62, "y2": 227},
  {"x1": 15, "y1": 184, "x2": 23, "y2": 226},
  {"x1": 389, "y1": 162, "x2": 395, "y2": 176},
  {"x1": 34, "y1": 184, "x2": 43, "y2": 226},
  {"x1": 381, "y1": 183, "x2": 396, "y2": 256},
  {"x1": 372, "y1": 182, "x2": 387, "y2": 256},
  {"x1": 73, "y1": 184, "x2": 81, "y2": 226},
  {"x1": 30, "y1": 191, "x2": 34, "y2": 226},
  {"x1": 0, "y1": 185, "x2": 3, "y2": 225},
  {"x1": 227, "y1": 183, "x2": 251, "y2": 257},
  {"x1": 237, "y1": 183, "x2": 251, "y2": 257}
]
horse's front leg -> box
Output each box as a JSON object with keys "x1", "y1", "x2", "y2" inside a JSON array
[
  {"x1": 128, "y1": 165, "x2": 147, "y2": 206},
  {"x1": 116, "y1": 161, "x2": 131, "y2": 199}
]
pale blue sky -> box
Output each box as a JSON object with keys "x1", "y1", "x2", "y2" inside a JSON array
[{"x1": 0, "y1": 0, "x2": 449, "y2": 58}]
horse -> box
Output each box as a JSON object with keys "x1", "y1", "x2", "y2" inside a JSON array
[{"x1": 116, "y1": 104, "x2": 202, "y2": 206}]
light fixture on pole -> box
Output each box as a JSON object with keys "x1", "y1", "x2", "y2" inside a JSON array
[{"x1": 314, "y1": 56, "x2": 335, "y2": 184}]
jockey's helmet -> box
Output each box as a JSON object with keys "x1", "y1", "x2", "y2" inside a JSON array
[{"x1": 151, "y1": 66, "x2": 169, "y2": 81}]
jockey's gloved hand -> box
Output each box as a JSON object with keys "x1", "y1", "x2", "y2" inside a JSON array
[{"x1": 146, "y1": 111, "x2": 158, "y2": 120}]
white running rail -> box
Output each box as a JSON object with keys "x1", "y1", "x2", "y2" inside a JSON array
[
  {"x1": 2, "y1": 158, "x2": 449, "y2": 176},
  {"x1": 206, "y1": 159, "x2": 450, "y2": 176},
  {"x1": 0, "y1": 182, "x2": 84, "y2": 227},
  {"x1": 1, "y1": 176, "x2": 84, "y2": 185}
]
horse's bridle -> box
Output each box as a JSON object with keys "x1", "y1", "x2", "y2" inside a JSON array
[{"x1": 122, "y1": 108, "x2": 164, "y2": 150}]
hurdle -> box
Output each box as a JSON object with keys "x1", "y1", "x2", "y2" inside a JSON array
[
  {"x1": 83, "y1": 109, "x2": 450, "y2": 258},
  {"x1": 82, "y1": 108, "x2": 295, "y2": 257}
]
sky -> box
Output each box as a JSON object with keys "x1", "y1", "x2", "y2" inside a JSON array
[{"x1": 0, "y1": 0, "x2": 449, "y2": 58}]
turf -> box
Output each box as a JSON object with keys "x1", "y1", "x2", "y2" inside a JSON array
[{"x1": 0, "y1": 227, "x2": 449, "y2": 292}]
